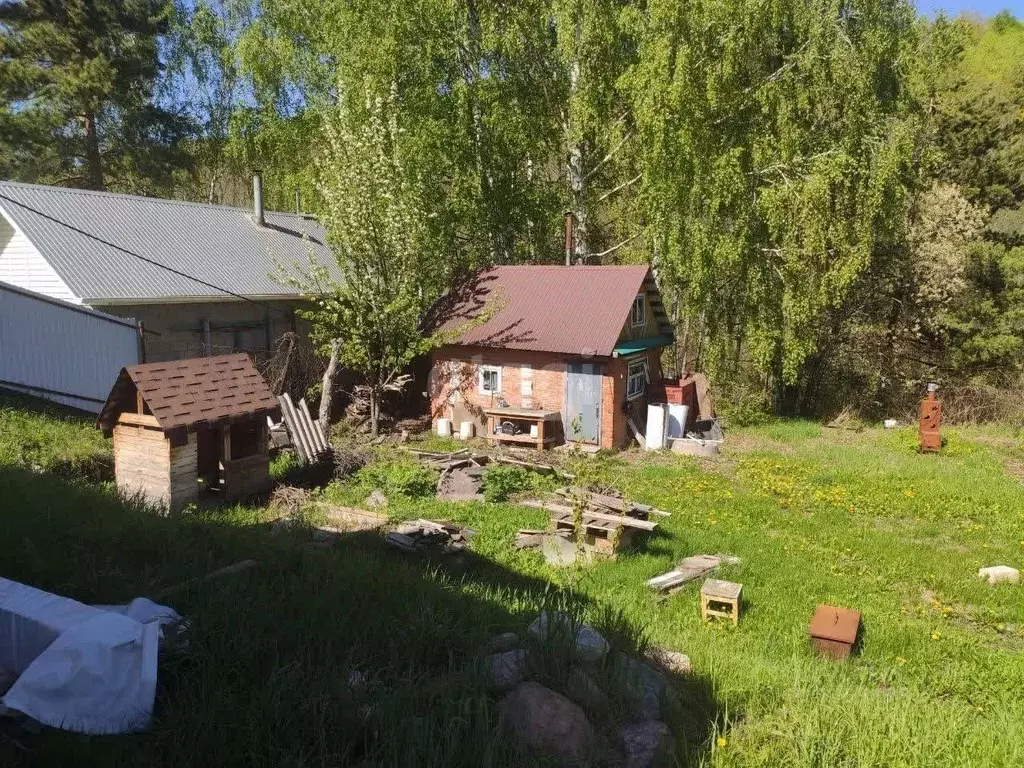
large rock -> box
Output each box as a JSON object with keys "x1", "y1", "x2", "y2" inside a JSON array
[
  {"x1": 979, "y1": 565, "x2": 1020, "y2": 585},
  {"x1": 619, "y1": 720, "x2": 674, "y2": 768},
  {"x1": 619, "y1": 654, "x2": 667, "y2": 720},
  {"x1": 487, "y1": 649, "x2": 526, "y2": 691},
  {"x1": 529, "y1": 611, "x2": 609, "y2": 662},
  {"x1": 499, "y1": 682, "x2": 596, "y2": 763},
  {"x1": 566, "y1": 667, "x2": 610, "y2": 714},
  {"x1": 486, "y1": 631, "x2": 520, "y2": 654},
  {"x1": 647, "y1": 646, "x2": 692, "y2": 676}
]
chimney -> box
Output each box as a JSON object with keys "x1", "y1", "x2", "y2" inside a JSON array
[{"x1": 252, "y1": 171, "x2": 265, "y2": 226}]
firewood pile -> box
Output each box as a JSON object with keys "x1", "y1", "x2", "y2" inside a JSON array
[{"x1": 385, "y1": 519, "x2": 476, "y2": 555}]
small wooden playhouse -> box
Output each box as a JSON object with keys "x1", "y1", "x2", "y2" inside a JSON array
[{"x1": 96, "y1": 354, "x2": 280, "y2": 512}]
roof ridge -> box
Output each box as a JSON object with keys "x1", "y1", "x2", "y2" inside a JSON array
[{"x1": 0, "y1": 179, "x2": 307, "y2": 218}]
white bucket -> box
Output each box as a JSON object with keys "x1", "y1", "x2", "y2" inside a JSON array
[
  {"x1": 436, "y1": 418, "x2": 452, "y2": 437},
  {"x1": 459, "y1": 421, "x2": 475, "y2": 440},
  {"x1": 530, "y1": 424, "x2": 539, "y2": 439}
]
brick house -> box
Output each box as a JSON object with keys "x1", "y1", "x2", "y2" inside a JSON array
[{"x1": 428, "y1": 265, "x2": 674, "y2": 449}]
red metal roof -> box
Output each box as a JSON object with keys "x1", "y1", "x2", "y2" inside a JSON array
[
  {"x1": 96, "y1": 353, "x2": 279, "y2": 438},
  {"x1": 431, "y1": 265, "x2": 655, "y2": 357}
]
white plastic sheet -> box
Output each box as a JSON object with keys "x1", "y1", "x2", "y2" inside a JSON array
[{"x1": 0, "y1": 577, "x2": 180, "y2": 734}]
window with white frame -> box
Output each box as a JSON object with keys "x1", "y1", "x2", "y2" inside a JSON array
[
  {"x1": 631, "y1": 294, "x2": 646, "y2": 327},
  {"x1": 627, "y1": 359, "x2": 647, "y2": 400},
  {"x1": 478, "y1": 365, "x2": 502, "y2": 395}
]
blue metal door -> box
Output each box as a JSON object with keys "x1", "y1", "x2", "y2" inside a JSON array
[{"x1": 565, "y1": 362, "x2": 602, "y2": 443}]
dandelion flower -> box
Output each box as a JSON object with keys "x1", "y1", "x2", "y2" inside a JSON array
[
  {"x1": 717, "y1": 736, "x2": 728, "y2": 749},
  {"x1": 932, "y1": 631, "x2": 942, "y2": 641}
]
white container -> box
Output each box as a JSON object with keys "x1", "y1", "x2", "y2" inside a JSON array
[
  {"x1": 459, "y1": 421, "x2": 475, "y2": 440},
  {"x1": 667, "y1": 404, "x2": 689, "y2": 439},
  {"x1": 530, "y1": 424, "x2": 539, "y2": 439},
  {"x1": 645, "y1": 403, "x2": 668, "y2": 450},
  {"x1": 436, "y1": 418, "x2": 452, "y2": 437}
]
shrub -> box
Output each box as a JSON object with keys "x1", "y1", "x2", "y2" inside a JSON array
[
  {"x1": 481, "y1": 465, "x2": 530, "y2": 502},
  {"x1": 358, "y1": 457, "x2": 437, "y2": 498}
]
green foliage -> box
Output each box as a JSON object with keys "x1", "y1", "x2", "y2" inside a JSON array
[
  {"x1": 480, "y1": 465, "x2": 557, "y2": 503},
  {"x1": 626, "y1": 0, "x2": 920, "y2": 387},
  {"x1": 0, "y1": 392, "x2": 112, "y2": 481},
  {"x1": 0, "y1": 0, "x2": 193, "y2": 193},
  {"x1": 355, "y1": 456, "x2": 437, "y2": 499}
]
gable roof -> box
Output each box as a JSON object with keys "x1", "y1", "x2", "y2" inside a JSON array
[
  {"x1": 431, "y1": 265, "x2": 672, "y2": 357},
  {"x1": 97, "y1": 353, "x2": 280, "y2": 441},
  {"x1": 0, "y1": 180, "x2": 336, "y2": 303}
]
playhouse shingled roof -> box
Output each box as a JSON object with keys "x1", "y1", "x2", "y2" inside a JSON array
[
  {"x1": 97, "y1": 353, "x2": 279, "y2": 442},
  {"x1": 430, "y1": 265, "x2": 672, "y2": 357}
]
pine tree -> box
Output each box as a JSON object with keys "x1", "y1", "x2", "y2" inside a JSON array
[{"x1": 0, "y1": 0, "x2": 190, "y2": 192}]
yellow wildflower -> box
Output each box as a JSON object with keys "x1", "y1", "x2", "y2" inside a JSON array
[
  {"x1": 717, "y1": 736, "x2": 728, "y2": 749},
  {"x1": 932, "y1": 631, "x2": 942, "y2": 641}
]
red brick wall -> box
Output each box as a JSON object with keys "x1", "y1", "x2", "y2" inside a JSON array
[
  {"x1": 428, "y1": 344, "x2": 665, "y2": 449},
  {"x1": 429, "y1": 346, "x2": 569, "y2": 436}
]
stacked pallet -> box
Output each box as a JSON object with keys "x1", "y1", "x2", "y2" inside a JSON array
[{"x1": 520, "y1": 495, "x2": 662, "y2": 556}]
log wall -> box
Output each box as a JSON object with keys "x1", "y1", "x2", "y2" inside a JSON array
[{"x1": 113, "y1": 423, "x2": 198, "y2": 512}]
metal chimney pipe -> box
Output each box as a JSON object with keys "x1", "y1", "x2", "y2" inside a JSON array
[{"x1": 253, "y1": 171, "x2": 265, "y2": 226}]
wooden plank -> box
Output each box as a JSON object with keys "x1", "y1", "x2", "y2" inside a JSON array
[
  {"x1": 627, "y1": 417, "x2": 646, "y2": 449},
  {"x1": 580, "y1": 509, "x2": 657, "y2": 531},
  {"x1": 118, "y1": 412, "x2": 162, "y2": 429},
  {"x1": 150, "y1": 560, "x2": 259, "y2": 600}
]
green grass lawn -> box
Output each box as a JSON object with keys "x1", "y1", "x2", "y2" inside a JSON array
[{"x1": 2, "y1": 395, "x2": 1024, "y2": 766}]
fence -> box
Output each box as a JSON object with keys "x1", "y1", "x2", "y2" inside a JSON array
[{"x1": 0, "y1": 282, "x2": 140, "y2": 412}]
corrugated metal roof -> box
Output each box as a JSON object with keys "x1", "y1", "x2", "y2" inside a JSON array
[
  {"x1": 0, "y1": 180, "x2": 337, "y2": 302},
  {"x1": 96, "y1": 353, "x2": 280, "y2": 438},
  {"x1": 433, "y1": 265, "x2": 657, "y2": 357}
]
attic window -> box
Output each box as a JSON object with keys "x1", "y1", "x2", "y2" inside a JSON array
[
  {"x1": 631, "y1": 294, "x2": 645, "y2": 327},
  {"x1": 478, "y1": 365, "x2": 502, "y2": 395}
]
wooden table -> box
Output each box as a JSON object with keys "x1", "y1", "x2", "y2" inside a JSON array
[{"x1": 483, "y1": 407, "x2": 561, "y2": 451}]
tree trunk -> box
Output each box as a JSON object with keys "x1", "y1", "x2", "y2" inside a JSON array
[
  {"x1": 565, "y1": 23, "x2": 588, "y2": 264},
  {"x1": 369, "y1": 387, "x2": 380, "y2": 437},
  {"x1": 318, "y1": 338, "x2": 341, "y2": 438},
  {"x1": 83, "y1": 110, "x2": 105, "y2": 191}
]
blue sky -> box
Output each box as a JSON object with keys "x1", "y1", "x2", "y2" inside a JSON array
[{"x1": 918, "y1": 0, "x2": 1023, "y2": 16}]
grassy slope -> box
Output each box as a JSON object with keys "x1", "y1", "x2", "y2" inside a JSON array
[{"x1": 2, "y1": 400, "x2": 1024, "y2": 766}]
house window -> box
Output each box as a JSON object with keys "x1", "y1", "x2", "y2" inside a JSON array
[
  {"x1": 478, "y1": 365, "x2": 502, "y2": 395},
  {"x1": 631, "y1": 294, "x2": 646, "y2": 327},
  {"x1": 627, "y1": 359, "x2": 647, "y2": 400}
]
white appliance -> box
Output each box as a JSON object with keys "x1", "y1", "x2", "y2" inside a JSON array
[
  {"x1": 645, "y1": 403, "x2": 668, "y2": 450},
  {"x1": 667, "y1": 404, "x2": 689, "y2": 439}
]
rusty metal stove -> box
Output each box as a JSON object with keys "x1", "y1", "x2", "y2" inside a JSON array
[{"x1": 919, "y1": 382, "x2": 941, "y2": 453}]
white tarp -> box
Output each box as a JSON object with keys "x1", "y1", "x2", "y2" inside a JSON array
[{"x1": 0, "y1": 578, "x2": 180, "y2": 734}]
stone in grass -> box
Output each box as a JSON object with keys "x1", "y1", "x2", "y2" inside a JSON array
[
  {"x1": 487, "y1": 649, "x2": 526, "y2": 691},
  {"x1": 619, "y1": 654, "x2": 667, "y2": 720},
  {"x1": 499, "y1": 682, "x2": 596, "y2": 763},
  {"x1": 364, "y1": 489, "x2": 388, "y2": 509},
  {"x1": 646, "y1": 647, "x2": 692, "y2": 676},
  {"x1": 486, "y1": 631, "x2": 520, "y2": 654},
  {"x1": 565, "y1": 667, "x2": 610, "y2": 714},
  {"x1": 978, "y1": 565, "x2": 1020, "y2": 586},
  {"x1": 619, "y1": 720, "x2": 675, "y2": 768},
  {"x1": 529, "y1": 611, "x2": 609, "y2": 663}
]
